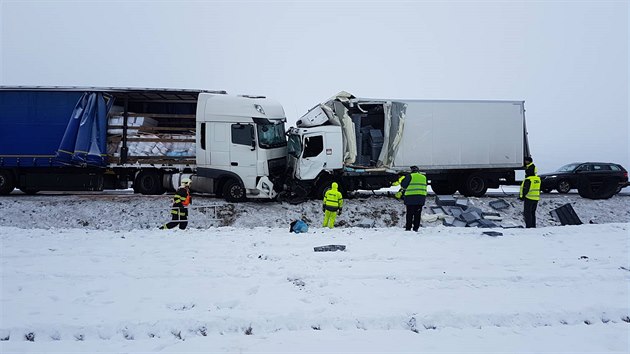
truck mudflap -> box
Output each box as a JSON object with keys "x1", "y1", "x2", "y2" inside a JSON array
[{"x1": 256, "y1": 176, "x2": 277, "y2": 199}]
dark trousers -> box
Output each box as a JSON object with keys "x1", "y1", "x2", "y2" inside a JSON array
[
  {"x1": 162, "y1": 207, "x2": 188, "y2": 230},
  {"x1": 524, "y1": 199, "x2": 538, "y2": 228},
  {"x1": 405, "y1": 204, "x2": 423, "y2": 231}
]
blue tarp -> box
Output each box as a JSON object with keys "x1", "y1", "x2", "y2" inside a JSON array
[{"x1": 56, "y1": 92, "x2": 113, "y2": 166}]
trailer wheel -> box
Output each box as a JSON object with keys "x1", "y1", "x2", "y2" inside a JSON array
[
  {"x1": 0, "y1": 170, "x2": 15, "y2": 195},
  {"x1": 223, "y1": 179, "x2": 246, "y2": 202},
  {"x1": 134, "y1": 171, "x2": 165, "y2": 195},
  {"x1": 459, "y1": 174, "x2": 488, "y2": 197},
  {"x1": 430, "y1": 181, "x2": 458, "y2": 195}
]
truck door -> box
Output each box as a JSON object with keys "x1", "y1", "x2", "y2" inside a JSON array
[
  {"x1": 298, "y1": 134, "x2": 326, "y2": 180},
  {"x1": 229, "y1": 123, "x2": 257, "y2": 188}
]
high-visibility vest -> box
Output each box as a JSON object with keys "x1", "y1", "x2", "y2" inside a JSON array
[
  {"x1": 173, "y1": 188, "x2": 191, "y2": 206},
  {"x1": 323, "y1": 188, "x2": 343, "y2": 210},
  {"x1": 404, "y1": 173, "x2": 427, "y2": 196},
  {"x1": 520, "y1": 176, "x2": 541, "y2": 201}
]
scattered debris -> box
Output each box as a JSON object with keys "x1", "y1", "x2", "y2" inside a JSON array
[
  {"x1": 482, "y1": 231, "x2": 503, "y2": 237},
  {"x1": 314, "y1": 245, "x2": 346, "y2": 252},
  {"x1": 550, "y1": 204, "x2": 583, "y2": 226},
  {"x1": 489, "y1": 199, "x2": 510, "y2": 210},
  {"x1": 435, "y1": 195, "x2": 457, "y2": 206}
]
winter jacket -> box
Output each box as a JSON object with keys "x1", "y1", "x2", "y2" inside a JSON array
[
  {"x1": 323, "y1": 182, "x2": 344, "y2": 212},
  {"x1": 172, "y1": 187, "x2": 191, "y2": 207}
]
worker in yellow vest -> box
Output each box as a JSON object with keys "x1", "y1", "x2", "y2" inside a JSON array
[
  {"x1": 322, "y1": 182, "x2": 343, "y2": 229},
  {"x1": 400, "y1": 166, "x2": 427, "y2": 231},
  {"x1": 519, "y1": 158, "x2": 541, "y2": 228}
]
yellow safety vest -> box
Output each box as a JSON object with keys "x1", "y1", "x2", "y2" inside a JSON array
[
  {"x1": 404, "y1": 173, "x2": 427, "y2": 196},
  {"x1": 520, "y1": 176, "x2": 541, "y2": 201}
]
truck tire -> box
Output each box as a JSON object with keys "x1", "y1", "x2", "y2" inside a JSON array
[
  {"x1": 430, "y1": 181, "x2": 458, "y2": 195},
  {"x1": 313, "y1": 177, "x2": 333, "y2": 199},
  {"x1": 459, "y1": 174, "x2": 488, "y2": 197},
  {"x1": 556, "y1": 180, "x2": 571, "y2": 194},
  {"x1": 223, "y1": 179, "x2": 246, "y2": 202},
  {"x1": 134, "y1": 171, "x2": 165, "y2": 195},
  {"x1": 0, "y1": 170, "x2": 15, "y2": 195}
]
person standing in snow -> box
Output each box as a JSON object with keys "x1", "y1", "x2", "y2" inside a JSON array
[
  {"x1": 322, "y1": 182, "x2": 343, "y2": 229},
  {"x1": 160, "y1": 177, "x2": 192, "y2": 230},
  {"x1": 519, "y1": 158, "x2": 541, "y2": 228},
  {"x1": 400, "y1": 166, "x2": 427, "y2": 231}
]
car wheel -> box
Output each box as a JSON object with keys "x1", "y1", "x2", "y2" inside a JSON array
[{"x1": 556, "y1": 180, "x2": 571, "y2": 194}]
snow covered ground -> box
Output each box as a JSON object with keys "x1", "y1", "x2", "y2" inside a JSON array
[{"x1": 1, "y1": 190, "x2": 629, "y2": 353}]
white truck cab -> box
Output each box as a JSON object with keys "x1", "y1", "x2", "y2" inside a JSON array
[
  {"x1": 194, "y1": 93, "x2": 288, "y2": 201},
  {"x1": 287, "y1": 126, "x2": 343, "y2": 181}
]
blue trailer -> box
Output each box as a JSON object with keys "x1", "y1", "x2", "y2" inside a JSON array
[{"x1": 0, "y1": 87, "x2": 209, "y2": 195}]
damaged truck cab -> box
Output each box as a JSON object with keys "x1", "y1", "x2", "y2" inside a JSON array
[{"x1": 283, "y1": 92, "x2": 530, "y2": 200}]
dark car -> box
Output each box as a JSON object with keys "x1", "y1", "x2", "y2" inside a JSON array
[{"x1": 540, "y1": 162, "x2": 629, "y2": 194}]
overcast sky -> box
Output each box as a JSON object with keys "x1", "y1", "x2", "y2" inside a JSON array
[{"x1": 1, "y1": 0, "x2": 628, "y2": 173}]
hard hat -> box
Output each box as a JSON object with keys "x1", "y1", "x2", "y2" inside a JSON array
[{"x1": 181, "y1": 177, "x2": 192, "y2": 187}]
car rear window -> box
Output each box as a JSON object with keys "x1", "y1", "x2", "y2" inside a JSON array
[
  {"x1": 592, "y1": 164, "x2": 611, "y2": 171},
  {"x1": 610, "y1": 165, "x2": 621, "y2": 171}
]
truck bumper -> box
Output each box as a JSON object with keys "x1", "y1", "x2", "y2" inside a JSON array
[{"x1": 255, "y1": 176, "x2": 277, "y2": 199}]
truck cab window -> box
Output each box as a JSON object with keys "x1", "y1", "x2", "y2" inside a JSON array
[
  {"x1": 287, "y1": 134, "x2": 302, "y2": 157},
  {"x1": 256, "y1": 122, "x2": 287, "y2": 149},
  {"x1": 231, "y1": 124, "x2": 254, "y2": 146},
  {"x1": 303, "y1": 135, "x2": 323, "y2": 158}
]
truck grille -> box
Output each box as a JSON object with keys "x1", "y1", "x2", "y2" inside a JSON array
[{"x1": 268, "y1": 157, "x2": 287, "y2": 176}]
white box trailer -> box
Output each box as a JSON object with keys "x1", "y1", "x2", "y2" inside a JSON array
[
  {"x1": 394, "y1": 99, "x2": 526, "y2": 169},
  {"x1": 283, "y1": 92, "x2": 530, "y2": 199}
]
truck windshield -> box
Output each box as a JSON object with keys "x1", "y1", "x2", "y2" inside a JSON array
[
  {"x1": 287, "y1": 134, "x2": 302, "y2": 157},
  {"x1": 256, "y1": 122, "x2": 287, "y2": 149}
]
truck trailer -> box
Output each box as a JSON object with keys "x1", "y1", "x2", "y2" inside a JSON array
[
  {"x1": 282, "y1": 92, "x2": 530, "y2": 200},
  {"x1": 0, "y1": 87, "x2": 288, "y2": 201}
]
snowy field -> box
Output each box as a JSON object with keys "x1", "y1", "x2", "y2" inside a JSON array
[{"x1": 1, "y1": 190, "x2": 629, "y2": 353}]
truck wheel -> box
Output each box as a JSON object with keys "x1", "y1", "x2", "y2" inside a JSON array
[
  {"x1": 223, "y1": 179, "x2": 246, "y2": 202},
  {"x1": 459, "y1": 174, "x2": 488, "y2": 197},
  {"x1": 430, "y1": 181, "x2": 458, "y2": 195},
  {"x1": 556, "y1": 180, "x2": 571, "y2": 194},
  {"x1": 313, "y1": 178, "x2": 333, "y2": 199},
  {"x1": 0, "y1": 170, "x2": 15, "y2": 195},
  {"x1": 134, "y1": 171, "x2": 165, "y2": 195}
]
